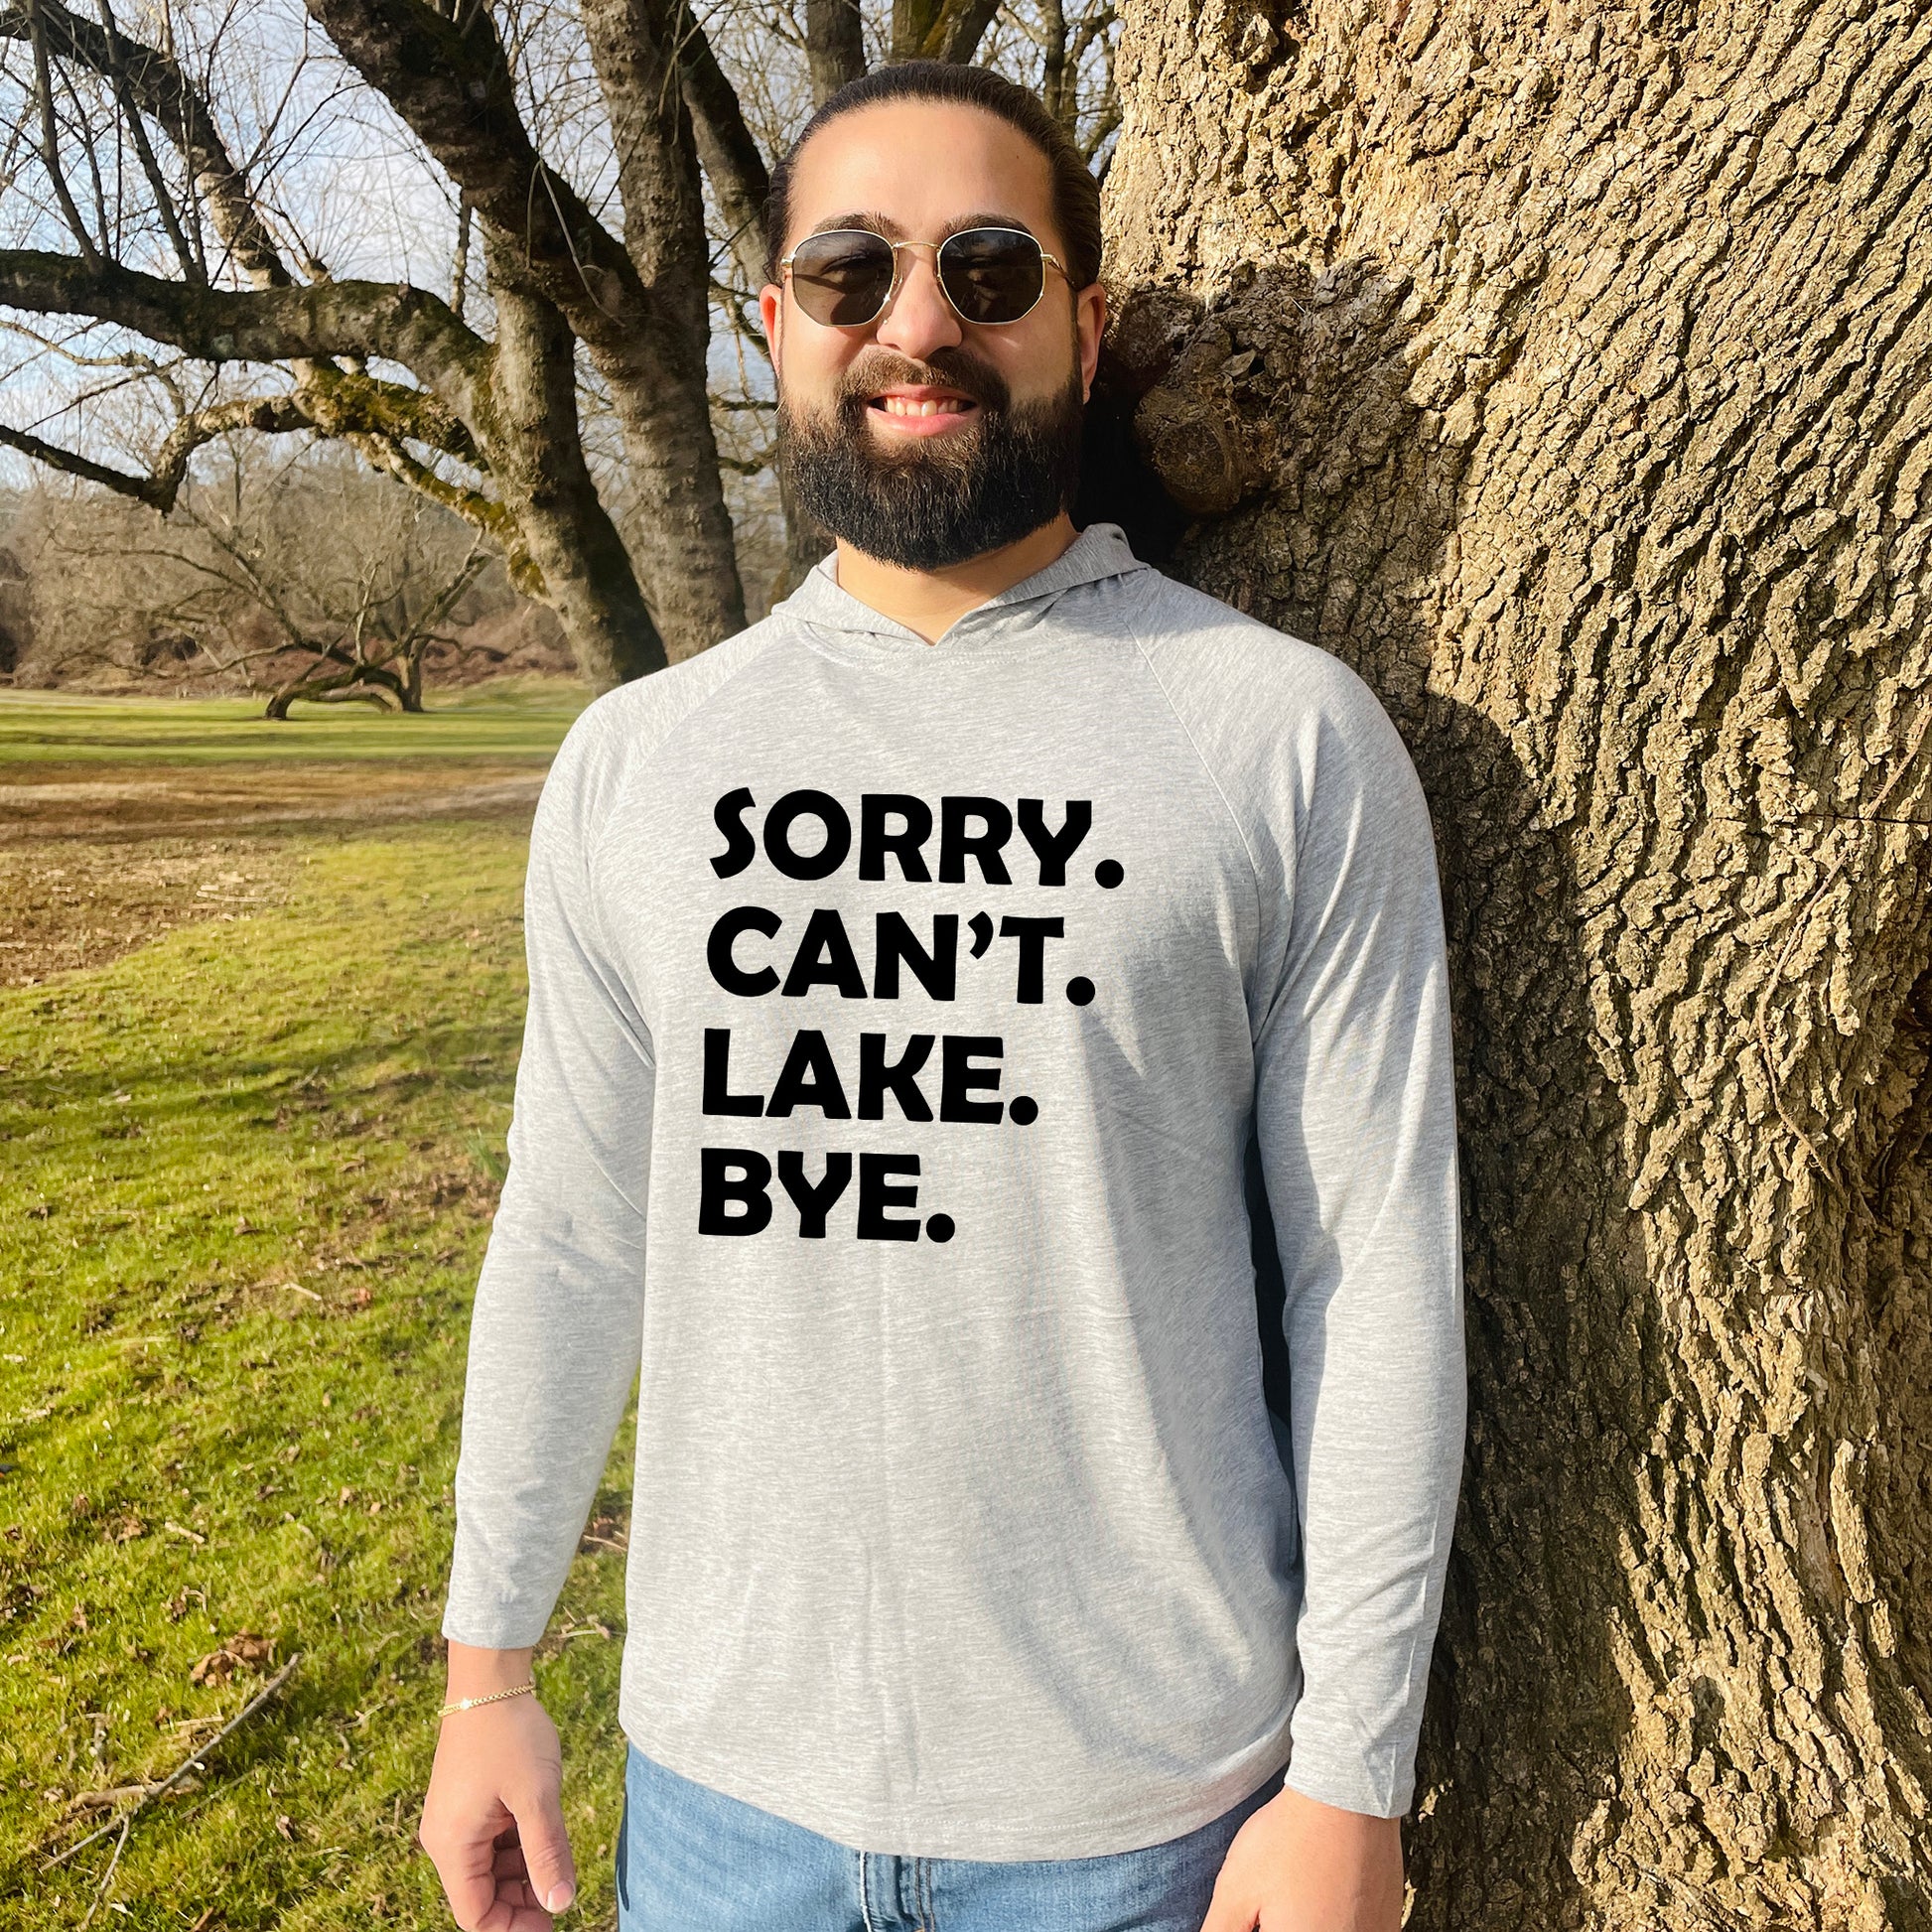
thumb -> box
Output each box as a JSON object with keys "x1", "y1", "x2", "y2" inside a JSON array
[{"x1": 508, "y1": 1784, "x2": 578, "y2": 1915}]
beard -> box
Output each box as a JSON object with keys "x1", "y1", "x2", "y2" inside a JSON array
[{"x1": 775, "y1": 342, "x2": 1086, "y2": 572}]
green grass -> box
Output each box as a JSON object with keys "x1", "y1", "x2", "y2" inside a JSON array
[
  {"x1": 0, "y1": 820, "x2": 632, "y2": 1929},
  {"x1": 0, "y1": 680, "x2": 591, "y2": 768}
]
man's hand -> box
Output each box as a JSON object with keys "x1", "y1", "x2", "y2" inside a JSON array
[
  {"x1": 1199, "y1": 1784, "x2": 1404, "y2": 1932},
  {"x1": 420, "y1": 1644, "x2": 578, "y2": 1930}
]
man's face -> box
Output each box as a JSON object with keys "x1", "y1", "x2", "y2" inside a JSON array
[{"x1": 759, "y1": 100, "x2": 1108, "y2": 572}]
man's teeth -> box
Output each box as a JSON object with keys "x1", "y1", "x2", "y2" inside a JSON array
[{"x1": 878, "y1": 396, "x2": 971, "y2": 416}]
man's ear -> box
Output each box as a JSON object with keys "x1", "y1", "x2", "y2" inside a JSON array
[
  {"x1": 759, "y1": 283, "x2": 785, "y2": 383},
  {"x1": 1078, "y1": 282, "x2": 1108, "y2": 401}
]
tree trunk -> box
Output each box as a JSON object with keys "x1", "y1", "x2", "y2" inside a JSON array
[
  {"x1": 304, "y1": 0, "x2": 748, "y2": 663},
  {"x1": 575, "y1": 0, "x2": 750, "y2": 663},
  {"x1": 1101, "y1": 2, "x2": 1932, "y2": 1925},
  {"x1": 480, "y1": 231, "x2": 668, "y2": 688},
  {"x1": 807, "y1": 0, "x2": 866, "y2": 103}
]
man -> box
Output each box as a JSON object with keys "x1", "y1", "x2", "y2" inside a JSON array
[{"x1": 421, "y1": 59, "x2": 1465, "y2": 1932}]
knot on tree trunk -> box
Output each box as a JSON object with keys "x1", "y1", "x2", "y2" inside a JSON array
[{"x1": 1096, "y1": 263, "x2": 1422, "y2": 527}]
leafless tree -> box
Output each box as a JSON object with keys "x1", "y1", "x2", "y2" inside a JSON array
[
  {"x1": 14, "y1": 443, "x2": 509, "y2": 709},
  {"x1": 0, "y1": 0, "x2": 1120, "y2": 697}
]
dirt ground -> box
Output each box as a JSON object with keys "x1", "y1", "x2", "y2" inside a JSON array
[
  {"x1": 0, "y1": 759, "x2": 544, "y2": 988},
  {"x1": 0, "y1": 838, "x2": 297, "y2": 987},
  {"x1": 0, "y1": 759, "x2": 545, "y2": 844}
]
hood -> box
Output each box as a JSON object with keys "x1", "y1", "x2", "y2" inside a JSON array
[{"x1": 771, "y1": 520, "x2": 1153, "y2": 653}]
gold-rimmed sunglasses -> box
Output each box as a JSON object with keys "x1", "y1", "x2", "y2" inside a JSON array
[{"x1": 779, "y1": 225, "x2": 1070, "y2": 329}]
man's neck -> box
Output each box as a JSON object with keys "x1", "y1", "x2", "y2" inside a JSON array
[{"x1": 831, "y1": 512, "x2": 1080, "y2": 644}]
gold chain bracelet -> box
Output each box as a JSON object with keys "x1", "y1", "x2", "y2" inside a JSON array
[{"x1": 439, "y1": 1680, "x2": 537, "y2": 1719}]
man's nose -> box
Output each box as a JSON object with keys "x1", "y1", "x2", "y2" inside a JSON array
[{"x1": 871, "y1": 243, "x2": 963, "y2": 360}]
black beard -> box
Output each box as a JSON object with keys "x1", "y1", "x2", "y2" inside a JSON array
[{"x1": 776, "y1": 352, "x2": 1086, "y2": 572}]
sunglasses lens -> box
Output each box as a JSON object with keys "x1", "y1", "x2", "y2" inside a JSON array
[
  {"x1": 789, "y1": 231, "x2": 897, "y2": 326},
  {"x1": 940, "y1": 228, "x2": 1045, "y2": 324}
]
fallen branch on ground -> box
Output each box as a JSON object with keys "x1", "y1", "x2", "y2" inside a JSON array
[
  {"x1": 42, "y1": 1651, "x2": 303, "y2": 1873},
  {"x1": 67, "y1": 1779, "x2": 200, "y2": 1811}
]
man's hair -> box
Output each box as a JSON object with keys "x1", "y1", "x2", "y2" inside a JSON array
[{"x1": 762, "y1": 62, "x2": 1104, "y2": 294}]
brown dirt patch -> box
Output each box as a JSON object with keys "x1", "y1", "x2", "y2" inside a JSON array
[
  {"x1": 0, "y1": 839, "x2": 296, "y2": 987},
  {"x1": 0, "y1": 759, "x2": 546, "y2": 845},
  {"x1": 0, "y1": 756, "x2": 544, "y2": 985}
]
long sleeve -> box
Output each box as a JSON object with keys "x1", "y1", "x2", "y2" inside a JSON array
[
  {"x1": 442, "y1": 710, "x2": 656, "y2": 1649},
  {"x1": 1253, "y1": 683, "x2": 1466, "y2": 1819}
]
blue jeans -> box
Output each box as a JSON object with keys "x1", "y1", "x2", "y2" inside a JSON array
[{"x1": 614, "y1": 1740, "x2": 1284, "y2": 1932}]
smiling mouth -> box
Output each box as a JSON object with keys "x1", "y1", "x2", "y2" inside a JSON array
[
  {"x1": 868, "y1": 395, "x2": 978, "y2": 418},
  {"x1": 861, "y1": 386, "x2": 981, "y2": 421}
]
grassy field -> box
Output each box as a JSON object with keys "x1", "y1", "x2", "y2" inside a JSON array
[
  {"x1": 0, "y1": 681, "x2": 588, "y2": 767},
  {"x1": 0, "y1": 687, "x2": 642, "y2": 1929}
]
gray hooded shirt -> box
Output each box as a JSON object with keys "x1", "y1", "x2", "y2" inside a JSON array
[{"x1": 441, "y1": 520, "x2": 1466, "y2": 1860}]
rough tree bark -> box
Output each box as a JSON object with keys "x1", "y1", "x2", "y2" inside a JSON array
[
  {"x1": 1100, "y1": 0, "x2": 1932, "y2": 1925},
  {"x1": 809, "y1": 0, "x2": 867, "y2": 101}
]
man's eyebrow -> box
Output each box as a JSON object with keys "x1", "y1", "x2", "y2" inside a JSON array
[
  {"x1": 939, "y1": 210, "x2": 1040, "y2": 240},
  {"x1": 802, "y1": 211, "x2": 900, "y2": 241}
]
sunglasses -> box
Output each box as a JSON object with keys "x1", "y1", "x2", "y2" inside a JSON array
[{"x1": 779, "y1": 225, "x2": 1070, "y2": 329}]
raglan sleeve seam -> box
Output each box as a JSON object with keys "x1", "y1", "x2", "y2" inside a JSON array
[
  {"x1": 579, "y1": 626, "x2": 793, "y2": 1066},
  {"x1": 1128, "y1": 623, "x2": 1269, "y2": 998}
]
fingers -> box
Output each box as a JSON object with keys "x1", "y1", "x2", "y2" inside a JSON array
[
  {"x1": 424, "y1": 1794, "x2": 517, "y2": 1931},
  {"x1": 426, "y1": 1827, "x2": 555, "y2": 1932},
  {"x1": 489, "y1": 1840, "x2": 556, "y2": 1915},
  {"x1": 424, "y1": 1802, "x2": 559, "y2": 1929},
  {"x1": 421, "y1": 1697, "x2": 575, "y2": 1928},
  {"x1": 1197, "y1": 1844, "x2": 1263, "y2": 1932}
]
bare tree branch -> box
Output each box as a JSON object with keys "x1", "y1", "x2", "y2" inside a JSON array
[
  {"x1": 301, "y1": 0, "x2": 747, "y2": 655},
  {"x1": 674, "y1": 0, "x2": 769, "y2": 289},
  {"x1": 0, "y1": 418, "x2": 180, "y2": 506},
  {"x1": 23, "y1": 0, "x2": 101, "y2": 261},
  {"x1": 890, "y1": 0, "x2": 1001, "y2": 66},
  {"x1": 87, "y1": 0, "x2": 203, "y2": 282},
  {"x1": 346, "y1": 432, "x2": 516, "y2": 549},
  {"x1": 1038, "y1": 0, "x2": 1068, "y2": 130},
  {"x1": 0, "y1": 0, "x2": 288, "y2": 285},
  {"x1": 54, "y1": 53, "x2": 113, "y2": 252},
  {"x1": 296, "y1": 362, "x2": 482, "y2": 464},
  {"x1": 450, "y1": 190, "x2": 470, "y2": 319},
  {"x1": 933, "y1": 0, "x2": 1002, "y2": 64},
  {"x1": 3, "y1": 353, "x2": 479, "y2": 559},
  {"x1": 0, "y1": 313, "x2": 174, "y2": 379},
  {"x1": 299, "y1": 0, "x2": 655, "y2": 351},
  {"x1": 0, "y1": 247, "x2": 492, "y2": 408}
]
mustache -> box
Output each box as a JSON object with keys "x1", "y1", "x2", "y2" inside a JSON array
[{"x1": 834, "y1": 349, "x2": 1011, "y2": 415}]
